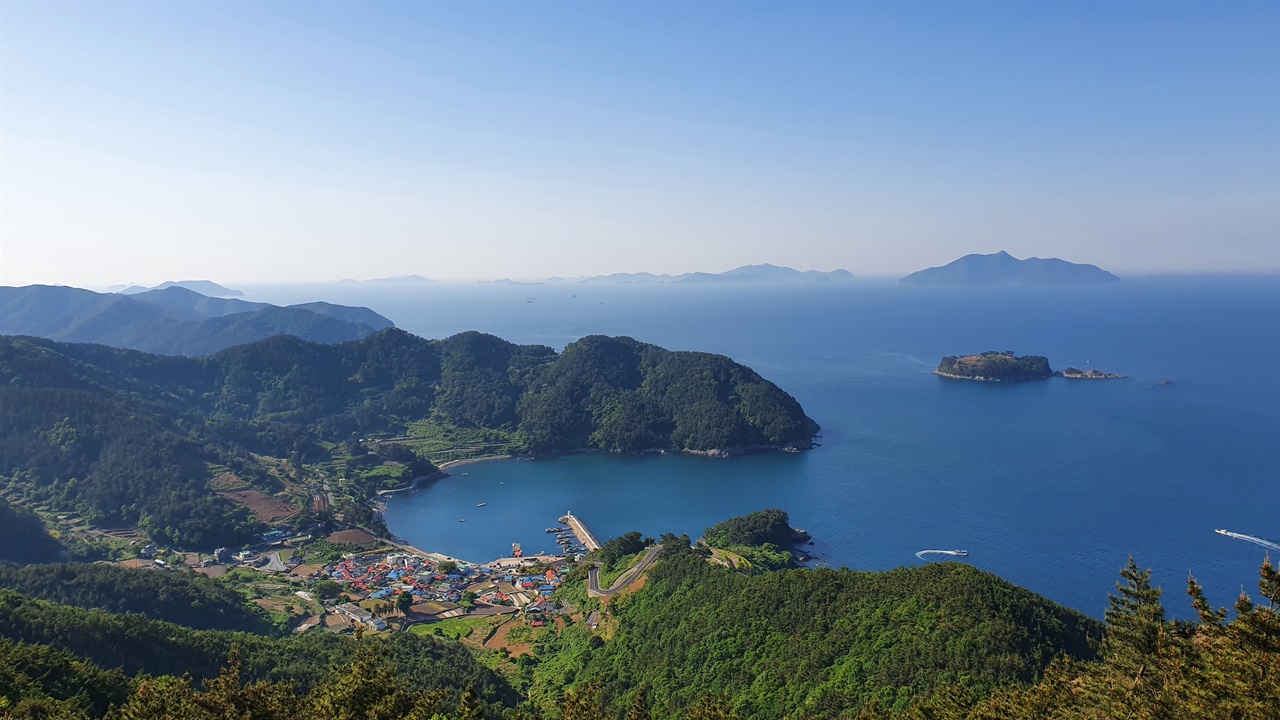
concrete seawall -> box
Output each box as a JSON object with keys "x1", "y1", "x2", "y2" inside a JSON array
[{"x1": 559, "y1": 512, "x2": 602, "y2": 551}]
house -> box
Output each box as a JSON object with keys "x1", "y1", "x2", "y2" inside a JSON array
[{"x1": 334, "y1": 603, "x2": 385, "y2": 630}]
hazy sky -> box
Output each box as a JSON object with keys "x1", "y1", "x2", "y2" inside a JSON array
[{"x1": 2, "y1": 2, "x2": 1277, "y2": 287}]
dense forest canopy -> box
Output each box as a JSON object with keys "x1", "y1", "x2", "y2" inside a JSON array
[
  {"x1": 0, "y1": 563, "x2": 279, "y2": 635},
  {"x1": 0, "y1": 499, "x2": 64, "y2": 564},
  {"x1": 530, "y1": 549, "x2": 1101, "y2": 718},
  {"x1": 0, "y1": 331, "x2": 816, "y2": 452},
  {"x1": 0, "y1": 589, "x2": 517, "y2": 717},
  {"x1": 702, "y1": 509, "x2": 796, "y2": 548}
]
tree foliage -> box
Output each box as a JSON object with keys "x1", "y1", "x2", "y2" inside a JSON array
[
  {"x1": 703, "y1": 509, "x2": 795, "y2": 548},
  {"x1": 859, "y1": 558, "x2": 1280, "y2": 720},
  {"x1": 0, "y1": 563, "x2": 279, "y2": 635}
]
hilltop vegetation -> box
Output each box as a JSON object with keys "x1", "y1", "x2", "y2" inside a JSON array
[
  {"x1": 701, "y1": 509, "x2": 801, "y2": 572},
  {"x1": 703, "y1": 508, "x2": 796, "y2": 548},
  {"x1": 529, "y1": 546, "x2": 1101, "y2": 718},
  {"x1": 0, "y1": 331, "x2": 815, "y2": 549},
  {"x1": 861, "y1": 559, "x2": 1280, "y2": 720}
]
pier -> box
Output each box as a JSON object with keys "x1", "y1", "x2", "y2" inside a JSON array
[{"x1": 558, "y1": 511, "x2": 602, "y2": 552}]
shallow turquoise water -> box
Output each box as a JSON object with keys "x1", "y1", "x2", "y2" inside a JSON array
[{"x1": 251, "y1": 277, "x2": 1280, "y2": 617}]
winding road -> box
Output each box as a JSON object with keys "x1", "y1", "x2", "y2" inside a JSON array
[{"x1": 587, "y1": 545, "x2": 663, "y2": 597}]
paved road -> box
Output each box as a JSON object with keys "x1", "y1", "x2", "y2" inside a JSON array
[{"x1": 587, "y1": 545, "x2": 663, "y2": 597}]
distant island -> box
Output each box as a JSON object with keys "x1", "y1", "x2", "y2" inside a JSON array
[
  {"x1": 901, "y1": 251, "x2": 1119, "y2": 285},
  {"x1": 339, "y1": 274, "x2": 436, "y2": 285},
  {"x1": 0, "y1": 284, "x2": 394, "y2": 356},
  {"x1": 936, "y1": 351, "x2": 1054, "y2": 381},
  {"x1": 573, "y1": 263, "x2": 854, "y2": 284},
  {"x1": 937, "y1": 351, "x2": 1126, "y2": 382},
  {"x1": 109, "y1": 279, "x2": 244, "y2": 297}
]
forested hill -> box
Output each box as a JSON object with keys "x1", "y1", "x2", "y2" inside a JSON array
[
  {"x1": 1, "y1": 330, "x2": 817, "y2": 453},
  {"x1": 0, "y1": 563, "x2": 280, "y2": 635},
  {"x1": 0, "y1": 331, "x2": 815, "y2": 549},
  {"x1": 532, "y1": 548, "x2": 1102, "y2": 718},
  {"x1": 0, "y1": 499, "x2": 64, "y2": 564}
]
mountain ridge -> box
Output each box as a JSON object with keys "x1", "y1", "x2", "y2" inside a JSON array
[{"x1": 0, "y1": 285, "x2": 394, "y2": 356}]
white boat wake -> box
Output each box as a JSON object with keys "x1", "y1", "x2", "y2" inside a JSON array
[
  {"x1": 915, "y1": 549, "x2": 969, "y2": 560},
  {"x1": 1215, "y1": 529, "x2": 1280, "y2": 552}
]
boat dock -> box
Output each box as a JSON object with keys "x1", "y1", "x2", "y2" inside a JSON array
[{"x1": 558, "y1": 511, "x2": 602, "y2": 552}]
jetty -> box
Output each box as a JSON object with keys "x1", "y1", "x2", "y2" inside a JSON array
[{"x1": 558, "y1": 511, "x2": 602, "y2": 552}]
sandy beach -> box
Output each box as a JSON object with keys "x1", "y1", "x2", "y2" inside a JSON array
[{"x1": 437, "y1": 454, "x2": 517, "y2": 471}]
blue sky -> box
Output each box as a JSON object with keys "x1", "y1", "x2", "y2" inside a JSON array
[{"x1": 2, "y1": 1, "x2": 1277, "y2": 285}]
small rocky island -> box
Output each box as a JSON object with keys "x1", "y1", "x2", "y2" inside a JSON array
[
  {"x1": 936, "y1": 351, "x2": 1053, "y2": 381},
  {"x1": 1061, "y1": 367, "x2": 1128, "y2": 379},
  {"x1": 937, "y1": 351, "x2": 1126, "y2": 382}
]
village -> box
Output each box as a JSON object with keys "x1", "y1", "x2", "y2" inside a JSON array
[{"x1": 110, "y1": 516, "x2": 600, "y2": 640}]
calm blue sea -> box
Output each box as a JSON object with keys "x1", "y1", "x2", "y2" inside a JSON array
[{"x1": 246, "y1": 277, "x2": 1280, "y2": 618}]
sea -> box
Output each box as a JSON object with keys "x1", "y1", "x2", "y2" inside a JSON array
[{"x1": 243, "y1": 277, "x2": 1280, "y2": 619}]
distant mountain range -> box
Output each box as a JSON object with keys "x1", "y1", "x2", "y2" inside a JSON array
[
  {"x1": 339, "y1": 274, "x2": 436, "y2": 285},
  {"x1": 900, "y1": 251, "x2": 1120, "y2": 285},
  {"x1": 108, "y1": 280, "x2": 244, "y2": 297},
  {"x1": 0, "y1": 285, "x2": 394, "y2": 356},
  {"x1": 571, "y1": 264, "x2": 854, "y2": 284}
]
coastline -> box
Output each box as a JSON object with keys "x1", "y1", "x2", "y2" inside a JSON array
[
  {"x1": 934, "y1": 370, "x2": 1050, "y2": 383},
  {"x1": 375, "y1": 455, "x2": 518, "y2": 497},
  {"x1": 438, "y1": 455, "x2": 518, "y2": 471}
]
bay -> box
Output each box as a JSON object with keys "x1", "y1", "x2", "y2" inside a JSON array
[{"x1": 245, "y1": 277, "x2": 1280, "y2": 617}]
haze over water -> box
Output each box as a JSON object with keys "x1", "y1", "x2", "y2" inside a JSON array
[{"x1": 250, "y1": 278, "x2": 1280, "y2": 618}]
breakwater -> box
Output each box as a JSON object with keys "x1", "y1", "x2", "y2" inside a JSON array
[{"x1": 559, "y1": 511, "x2": 602, "y2": 551}]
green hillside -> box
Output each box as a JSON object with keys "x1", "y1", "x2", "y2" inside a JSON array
[
  {"x1": 529, "y1": 548, "x2": 1100, "y2": 718},
  {"x1": 1, "y1": 553, "x2": 1272, "y2": 719},
  {"x1": 0, "y1": 331, "x2": 815, "y2": 548},
  {"x1": 0, "y1": 498, "x2": 64, "y2": 564}
]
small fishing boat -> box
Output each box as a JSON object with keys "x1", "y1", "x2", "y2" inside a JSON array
[{"x1": 476, "y1": 503, "x2": 486, "y2": 507}]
